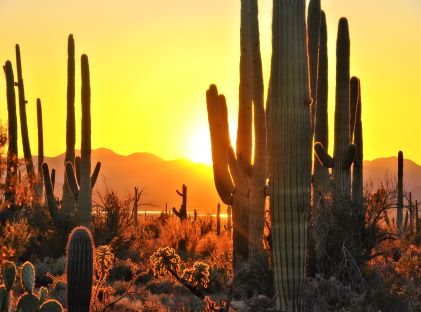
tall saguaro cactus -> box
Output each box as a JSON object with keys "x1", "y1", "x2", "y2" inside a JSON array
[
  {"x1": 206, "y1": 0, "x2": 266, "y2": 273},
  {"x1": 62, "y1": 34, "x2": 77, "y2": 215},
  {"x1": 314, "y1": 18, "x2": 355, "y2": 203},
  {"x1": 268, "y1": 0, "x2": 312, "y2": 309},
  {"x1": 351, "y1": 77, "x2": 364, "y2": 215},
  {"x1": 15, "y1": 45, "x2": 36, "y2": 188},
  {"x1": 34, "y1": 98, "x2": 44, "y2": 200},
  {"x1": 397, "y1": 151, "x2": 404, "y2": 232},
  {"x1": 313, "y1": 11, "x2": 329, "y2": 203},
  {"x1": 4, "y1": 61, "x2": 18, "y2": 205}
]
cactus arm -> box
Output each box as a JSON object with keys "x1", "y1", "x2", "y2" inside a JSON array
[
  {"x1": 65, "y1": 162, "x2": 79, "y2": 199},
  {"x1": 349, "y1": 77, "x2": 359, "y2": 139},
  {"x1": 176, "y1": 190, "x2": 183, "y2": 197},
  {"x1": 90, "y1": 161, "x2": 101, "y2": 188},
  {"x1": 42, "y1": 163, "x2": 62, "y2": 226},
  {"x1": 227, "y1": 146, "x2": 242, "y2": 188},
  {"x1": 36, "y1": 99, "x2": 44, "y2": 198},
  {"x1": 397, "y1": 151, "x2": 404, "y2": 232},
  {"x1": 75, "y1": 156, "x2": 81, "y2": 185},
  {"x1": 172, "y1": 207, "x2": 181, "y2": 218},
  {"x1": 342, "y1": 144, "x2": 356, "y2": 169},
  {"x1": 206, "y1": 85, "x2": 235, "y2": 204},
  {"x1": 51, "y1": 169, "x2": 56, "y2": 192},
  {"x1": 314, "y1": 142, "x2": 334, "y2": 168}
]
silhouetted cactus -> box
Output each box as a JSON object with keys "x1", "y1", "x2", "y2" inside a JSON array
[
  {"x1": 0, "y1": 261, "x2": 16, "y2": 312},
  {"x1": 133, "y1": 186, "x2": 141, "y2": 229},
  {"x1": 66, "y1": 226, "x2": 94, "y2": 312},
  {"x1": 397, "y1": 151, "x2": 403, "y2": 232},
  {"x1": 62, "y1": 34, "x2": 77, "y2": 216},
  {"x1": 194, "y1": 209, "x2": 197, "y2": 222},
  {"x1": 15, "y1": 44, "x2": 36, "y2": 190},
  {"x1": 65, "y1": 54, "x2": 101, "y2": 228},
  {"x1": 307, "y1": 0, "x2": 321, "y2": 133},
  {"x1": 313, "y1": 10, "x2": 329, "y2": 204},
  {"x1": 172, "y1": 184, "x2": 187, "y2": 221},
  {"x1": 34, "y1": 98, "x2": 44, "y2": 200},
  {"x1": 409, "y1": 192, "x2": 414, "y2": 237},
  {"x1": 314, "y1": 18, "x2": 356, "y2": 202},
  {"x1": 216, "y1": 203, "x2": 221, "y2": 236},
  {"x1": 4, "y1": 61, "x2": 18, "y2": 205},
  {"x1": 206, "y1": 0, "x2": 267, "y2": 272},
  {"x1": 268, "y1": 1, "x2": 312, "y2": 309},
  {"x1": 351, "y1": 77, "x2": 364, "y2": 215}
]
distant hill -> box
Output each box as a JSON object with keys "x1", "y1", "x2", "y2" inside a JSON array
[{"x1": 31, "y1": 150, "x2": 421, "y2": 214}]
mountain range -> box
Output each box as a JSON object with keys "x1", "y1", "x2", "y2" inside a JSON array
[{"x1": 33, "y1": 148, "x2": 421, "y2": 214}]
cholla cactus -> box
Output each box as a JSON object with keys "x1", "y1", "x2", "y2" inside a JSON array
[
  {"x1": 150, "y1": 247, "x2": 181, "y2": 276},
  {"x1": 182, "y1": 262, "x2": 210, "y2": 290},
  {"x1": 95, "y1": 245, "x2": 115, "y2": 281}
]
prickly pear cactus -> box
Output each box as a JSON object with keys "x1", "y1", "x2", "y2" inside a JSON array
[{"x1": 39, "y1": 300, "x2": 63, "y2": 312}]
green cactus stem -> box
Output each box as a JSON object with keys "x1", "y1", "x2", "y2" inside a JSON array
[
  {"x1": 15, "y1": 44, "x2": 35, "y2": 189},
  {"x1": 15, "y1": 293, "x2": 40, "y2": 312},
  {"x1": 0, "y1": 261, "x2": 16, "y2": 312},
  {"x1": 172, "y1": 184, "x2": 187, "y2": 221},
  {"x1": 39, "y1": 300, "x2": 63, "y2": 312},
  {"x1": 66, "y1": 226, "x2": 94, "y2": 312},
  {"x1": 397, "y1": 151, "x2": 403, "y2": 232},
  {"x1": 21, "y1": 262, "x2": 35, "y2": 294},
  {"x1": 4, "y1": 60, "x2": 18, "y2": 205},
  {"x1": 268, "y1": 0, "x2": 312, "y2": 309}
]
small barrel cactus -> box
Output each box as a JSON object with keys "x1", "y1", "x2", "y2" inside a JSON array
[{"x1": 66, "y1": 226, "x2": 94, "y2": 312}]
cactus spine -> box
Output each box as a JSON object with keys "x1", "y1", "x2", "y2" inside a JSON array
[
  {"x1": 15, "y1": 44, "x2": 36, "y2": 190},
  {"x1": 62, "y1": 34, "x2": 77, "y2": 215},
  {"x1": 66, "y1": 226, "x2": 94, "y2": 312},
  {"x1": 268, "y1": 0, "x2": 312, "y2": 309},
  {"x1": 206, "y1": 0, "x2": 266, "y2": 272},
  {"x1": 314, "y1": 18, "x2": 356, "y2": 203},
  {"x1": 216, "y1": 203, "x2": 221, "y2": 235},
  {"x1": 313, "y1": 10, "x2": 329, "y2": 204},
  {"x1": 397, "y1": 151, "x2": 403, "y2": 232},
  {"x1": 4, "y1": 61, "x2": 18, "y2": 205},
  {"x1": 172, "y1": 184, "x2": 187, "y2": 221},
  {"x1": 351, "y1": 77, "x2": 364, "y2": 215}
]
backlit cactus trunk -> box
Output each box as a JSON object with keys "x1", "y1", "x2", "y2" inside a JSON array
[
  {"x1": 268, "y1": 1, "x2": 312, "y2": 310},
  {"x1": 307, "y1": 0, "x2": 321, "y2": 134},
  {"x1": 313, "y1": 11, "x2": 329, "y2": 204},
  {"x1": 216, "y1": 203, "x2": 221, "y2": 235},
  {"x1": 34, "y1": 98, "x2": 44, "y2": 200},
  {"x1": 66, "y1": 226, "x2": 94, "y2": 312},
  {"x1": 4, "y1": 61, "x2": 18, "y2": 205},
  {"x1": 62, "y1": 34, "x2": 77, "y2": 215},
  {"x1": 397, "y1": 151, "x2": 403, "y2": 233},
  {"x1": 15, "y1": 45, "x2": 36, "y2": 189},
  {"x1": 172, "y1": 184, "x2": 187, "y2": 221},
  {"x1": 351, "y1": 77, "x2": 364, "y2": 216},
  {"x1": 206, "y1": 0, "x2": 266, "y2": 274},
  {"x1": 78, "y1": 54, "x2": 92, "y2": 228}
]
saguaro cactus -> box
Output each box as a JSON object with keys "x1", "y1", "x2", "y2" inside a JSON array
[
  {"x1": 307, "y1": 0, "x2": 321, "y2": 133},
  {"x1": 34, "y1": 98, "x2": 44, "y2": 200},
  {"x1": 206, "y1": 0, "x2": 266, "y2": 273},
  {"x1": 397, "y1": 151, "x2": 403, "y2": 232},
  {"x1": 62, "y1": 34, "x2": 77, "y2": 215},
  {"x1": 351, "y1": 77, "x2": 364, "y2": 216},
  {"x1": 4, "y1": 61, "x2": 18, "y2": 205},
  {"x1": 314, "y1": 18, "x2": 356, "y2": 202},
  {"x1": 313, "y1": 11, "x2": 329, "y2": 203},
  {"x1": 225, "y1": 205, "x2": 232, "y2": 233},
  {"x1": 15, "y1": 44, "x2": 36, "y2": 189},
  {"x1": 172, "y1": 184, "x2": 187, "y2": 221},
  {"x1": 66, "y1": 226, "x2": 94, "y2": 312},
  {"x1": 268, "y1": 0, "x2": 312, "y2": 309}
]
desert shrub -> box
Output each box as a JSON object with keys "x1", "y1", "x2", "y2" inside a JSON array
[
  {"x1": 0, "y1": 218, "x2": 32, "y2": 261},
  {"x1": 34, "y1": 256, "x2": 66, "y2": 286}
]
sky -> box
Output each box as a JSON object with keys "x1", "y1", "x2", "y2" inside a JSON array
[{"x1": 0, "y1": 0, "x2": 420, "y2": 165}]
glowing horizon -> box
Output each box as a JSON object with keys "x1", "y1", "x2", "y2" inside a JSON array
[{"x1": 0, "y1": 0, "x2": 420, "y2": 166}]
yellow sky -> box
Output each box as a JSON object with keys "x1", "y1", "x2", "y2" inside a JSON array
[{"x1": 0, "y1": 0, "x2": 420, "y2": 165}]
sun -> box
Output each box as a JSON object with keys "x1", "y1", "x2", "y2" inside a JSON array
[{"x1": 186, "y1": 125, "x2": 212, "y2": 165}]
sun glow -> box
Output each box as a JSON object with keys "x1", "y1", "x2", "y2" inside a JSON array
[{"x1": 186, "y1": 124, "x2": 212, "y2": 165}]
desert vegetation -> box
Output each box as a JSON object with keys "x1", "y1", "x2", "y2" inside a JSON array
[{"x1": 0, "y1": 0, "x2": 420, "y2": 311}]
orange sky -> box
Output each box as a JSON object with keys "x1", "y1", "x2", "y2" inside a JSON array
[{"x1": 0, "y1": 0, "x2": 420, "y2": 165}]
